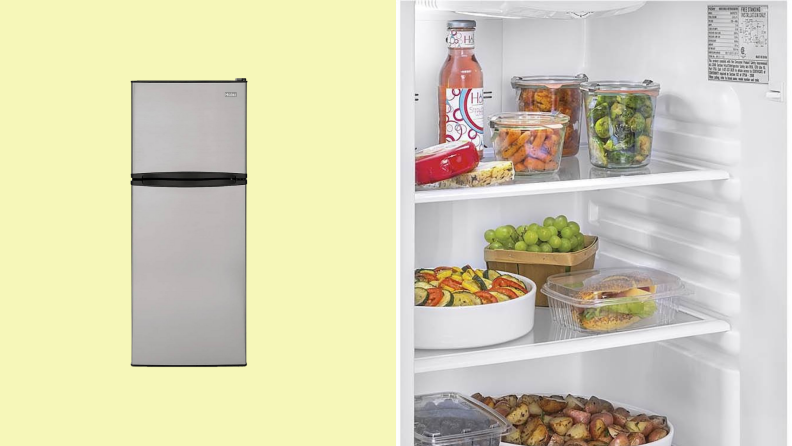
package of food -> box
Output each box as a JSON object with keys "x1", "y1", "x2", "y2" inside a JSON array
[
  {"x1": 511, "y1": 74, "x2": 587, "y2": 157},
  {"x1": 489, "y1": 112, "x2": 568, "y2": 175},
  {"x1": 543, "y1": 267, "x2": 691, "y2": 333},
  {"x1": 425, "y1": 161, "x2": 515, "y2": 189},
  {"x1": 414, "y1": 392, "x2": 514, "y2": 446},
  {"x1": 581, "y1": 80, "x2": 660, "y2": 169},
  {"x1": 415, "y1": 141, "x2": 480, "y2": 185}
]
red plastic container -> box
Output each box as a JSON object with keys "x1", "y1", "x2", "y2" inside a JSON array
[{"x1": 415, "y1": 141, "x2": 479, "y2": 185}]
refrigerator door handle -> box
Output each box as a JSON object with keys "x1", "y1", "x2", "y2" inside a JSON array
[{"x1": 131, "y1": 178, "x2": 246, "y2": 187}]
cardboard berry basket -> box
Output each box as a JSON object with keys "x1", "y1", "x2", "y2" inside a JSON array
[{"x1": 484, "y1": 236, "x2": 598, "y2": 307}]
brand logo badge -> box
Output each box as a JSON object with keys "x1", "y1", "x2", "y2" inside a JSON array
[{"x1": 225, "y1": 92, "x2": 237, "y2": 97}]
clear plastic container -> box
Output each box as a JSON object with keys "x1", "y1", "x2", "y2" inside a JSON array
[
  {"x1": 415, "y1": 141, "x2": 480, "y2": 185},
  {"x1": 489, "y1": 112, "x2": 568, "y2": 175},
  {"x1": 414, "y1": 392, "x2": 514, "y2": 446},
  {"x1": 581, "y1": 80, "x2": 660, "y2": 169},
  {"x1": 543, "y1": 267, "x2": 691, "y2": 333},
  {"x1": 511, "y1": 74, "x2": 587, "y2": 157}
]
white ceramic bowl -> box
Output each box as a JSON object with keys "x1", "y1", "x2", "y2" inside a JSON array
[
  {"x1": 503, "y1": 394, "x2": 674, "y2": 446},
  {"x1": 414, "y1": 272, "x2": 536, "y2": 350}
]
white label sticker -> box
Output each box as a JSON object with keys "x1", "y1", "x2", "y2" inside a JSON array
[{"x1": 708, "y1": 5, "x2": 769, "y2": 83}]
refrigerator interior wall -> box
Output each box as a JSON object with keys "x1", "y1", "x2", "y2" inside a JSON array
[{"x1": 411, "y1": 2, "x2": 786, "y2": 446}]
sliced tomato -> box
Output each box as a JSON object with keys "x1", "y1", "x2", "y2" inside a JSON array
[
  {"x1": 439, "y1": 277, "x2": 464, "y2": 291},
  {"x1": 434, "y1": 266, "x2": 454, "y2": 273},
  {"x1": 489, "y1": 287, "x2": 518, "y2": 299},
  {"x1": 419, "y1": 272, "x2": 438, "y2": 282},
  {"x1": 426, "y1": 288, "x2": 444, "y2": 306},
  {"x1": 474, "y1": 291, "x2": 498, "y2": 304},
  {"x1": 492, "y1": 276, "x2": 527, "y2": 293}
]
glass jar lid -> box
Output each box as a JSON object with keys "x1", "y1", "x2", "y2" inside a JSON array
[
  {"x1": 447, "y1": 19, "x2": 476, "y2": 29},
  {"x1": 580, "y1": 79, "x2": 660, "y2": 94},
  {"x1": 511, "y1": 74, "x2": 588, "y2": 89},
  {"x1": 489, "y1": 111, "x2": 569, "y2": 130}
]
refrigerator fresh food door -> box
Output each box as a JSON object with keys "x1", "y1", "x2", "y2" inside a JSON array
[
  {"x1": 132, "y1": 183, "x2": 246, "y2": 366},
  {"x1": 132, "y1": 81, "x2": 246, "y2": 174}
]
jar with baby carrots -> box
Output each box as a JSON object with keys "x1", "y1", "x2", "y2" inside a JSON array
[{"x1": 489, "y1": 112, "x2": 569, "y2": 175}]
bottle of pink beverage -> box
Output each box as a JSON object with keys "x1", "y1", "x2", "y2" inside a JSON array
[{"x1": 438, "y1": 20, "x2": 484, "y2": 159}]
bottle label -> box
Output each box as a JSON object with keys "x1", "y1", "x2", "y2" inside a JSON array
[
  {"x1": 443, "y1": 88, "x2": 484, "y2": 149},
  {"x1": 446, "y1": 30, "x2": 475, "y2": 48}
]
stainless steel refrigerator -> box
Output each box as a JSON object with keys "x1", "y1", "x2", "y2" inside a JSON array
[{"x1": 131, "y1": 79, "x2": 247, "y2": 366}]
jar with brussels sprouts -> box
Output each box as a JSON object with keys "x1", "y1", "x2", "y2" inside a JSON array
[{"x1": 581, "y1": 80, "x2": 660, "y2": 169}]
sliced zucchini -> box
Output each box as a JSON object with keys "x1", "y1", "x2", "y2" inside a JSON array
[
  {"x1": 414, "y1": 288, "x2": 429, "y2": 306},
  {"x1": 474, "y1": 269, "x2": 485, "y2": 278},
  {"x1": 429, "y1": 280, "x2": 439, "y2": 287},
  {"x1": 436, "y1": 269, "x2": 453, "y2": 280},
  {"x1": 462, "y1": 264, "x2": 474, "y2": 273},
  {"x1": 438, "y1": 289, "x2": 454, "y2": 307},
  {"x1": 414, "y1": 281, "x2": 433, "y2": 290},
  {"x1": 489, "y1": 291, "x2": 511, "y2": 302},
  {"x1": 472, "y1": 275, "x2": 487, "y2": 291},
  {"x1": 503, "y1": 286, "x2": 526, "y2": 297},
  {"x1": 462, "y1": 269, "x2": 475, "y2": 281},
  {"x1": 484, "y1": 270, "x2": 501, "y2": 280},
  {"x1": 483, "y1": 278, "x2": 493, "y2": 289},
  {"x1": 453, "y1": 291, "x2": 481, "y2": 306}
]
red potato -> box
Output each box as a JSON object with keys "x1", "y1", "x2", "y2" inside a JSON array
[
  {"x1": 528, "y1": 401, "x2": 543, "y2": 416},
  {"x1": 609, "y1": 433, "x2": 630, "y2": 446},
  {"x1": 591, "y1": 412, "x2": 614, "y2": 426},
  {"x1": 563, "y1": 440, "x2": 588, "y2": 446},
  {"x1": 565, "y1": 394, "x2": 585, "y2": 410},
  {"x1": 471, "y1": 392, "x2": 484, "y2": 402},
  {"x1": 523, "y1": 423, "x2": 550, "y2": 446},
  {"x1": 590, "y1": 419, "x2": 609, "y2": 441},
  {"x1": 638, "y1": 421, "x2": 654, "y2": 437},
  {"x1": 649, "y1": 415, "x2": 667, "y2": 430},
  {"x1": 547, "y1": 434, "x2": 565, "y2": 446},
  {"x1": 585, "y1": 396, "x2": 606, "y2": 414},
  {"x1": 589, "y1": 442, "x2": 609, "y2": 446},
  {"x1": 646, "y1": 429, "x2": 668, "y2": 442},
  {"x1": 627, "y1": 433, "x2": 646, "y2": 445},
  {"x1": 506, "y1": 403, "x2": 530, "y2": 425},
  {"x1": 548, "y1": 417, "x2": 573, "y2": 435},
  {"x1": 613, "y1": 408, "x2": 631, "y2": 427},
  {"x1": 539, "y1": 397, "x2": 567, "y2": 414},
  {"x1": 494, "y1": 401, "x2": 511, "y2": 417},
  {"x1": 481, "y1": 396, "x2": 495, "y2": 408},
  {"x1": 608, "y1": 425, "x2": 629, "y2": 438},
  {"x1": 562, "y1": 408, "x2": 590, "y2": 424}
]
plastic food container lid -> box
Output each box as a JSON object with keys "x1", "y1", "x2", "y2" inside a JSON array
[
  {"x1": 415, "y1": 141, "x2": 479, "y2": 185},
  {"x1": 511, "y1": 73, "x2": 588, "y2": 89},
  {"x1": 542, "y1": 267, "x2": 691, "y2": 307},
  {"x1": 580, "y1": 79, "x2": 660, "y2": 95},
  {"x1": 489, "y1": 111, "x2": 569, "y2": 130},
  {"x1": 414, "y1": 392, "x2": 513, "y2": 445}
]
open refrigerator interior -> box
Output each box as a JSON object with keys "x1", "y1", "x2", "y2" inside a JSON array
[{"x1": 400, "y1": 2, "x2": 787, "y2": 446}]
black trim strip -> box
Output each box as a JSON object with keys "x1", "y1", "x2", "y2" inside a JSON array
[
  {"x1": 132, "y1": 178, "x2": 246, "y2": 187},
  {"x1": 132, "y1": 172, "x2": 246, "y2": 180},
  {"x1": 132, "y1": 364, "x2": 247, "y2": 367}
]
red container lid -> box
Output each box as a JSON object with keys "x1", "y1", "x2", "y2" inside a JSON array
[{"x1": 415, "y1": 141, "x2": 479, "y2": 185}]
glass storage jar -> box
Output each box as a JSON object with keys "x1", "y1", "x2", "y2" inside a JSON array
[
  {"x1": 511, "y1": 74, "x2": 587, "y2": 157},
  {"x1": 489, "y1": 112, "x2": 568, "y2": 175},
  {"x1": 581, "y1": 79, "x2": 660, "y2": 169}
]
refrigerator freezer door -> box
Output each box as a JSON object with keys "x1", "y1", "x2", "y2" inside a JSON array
[
  {"x1": 132, "y1": 185, "x2": 245, "y2": 366},
  {"x1": 132, "y1": 82, "x2": 246, "y2": 174}
]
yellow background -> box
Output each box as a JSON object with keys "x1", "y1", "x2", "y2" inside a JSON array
[{"x1": 0, "y1": 1, "x2": 395, "y2": 444}]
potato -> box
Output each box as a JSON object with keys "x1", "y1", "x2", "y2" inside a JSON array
[
  {"x1": 632, "y1": 414, "x2": 650, "y2": 423},
  {"x1": 585, "y1": 396, "x2": 606, "y2": 414},
  {"x1": 542, "y1": 414, "x2": 554, "y2": 425},
  {"x1": 600, "y1": 399, "x2": 615, "y2": 413},
  {"x1": 524, "y1": 423, "x2": 550, "y2": 446},
  {"x1": 637, "y1": 421, "x2": 653, "y2": 436},
  {"x1": 494, "y1": 401, "x2": 512, "y2": 417},
  {"x1": 565, "y1": 394, "x2": 585, "y2": 410},
  {"x1": 565, "y1": 423, "x2": 591, "y2": 440},
  {"x1": 613, "y1": 408, "x2": 630, "y2": 427},
  {"x1": 608, "y1": 425, "x2": 629, "y2": 438},
  {"x1": 539, "y1": 397, "x2": 567, "y2": 414},
  {"x1": 563, "y1": 440, "x2": 588, "y2": 446},
  {"x1": 528, "y1": 401, "x2": 543, "y2": 416},
  {"x1": 625, "y1": 421, "x2": 641, "y2": 433},
  {"x1": 646, "y1": 429, "x2": 668, "y2": 442},
  {"x1": 507, "y1": 403, "x2": 530, "y2": 425},
  {"x1": 562, "y1": 408, "x2": 590, "y2": 425},
  {"x1": 521, "y1": 417, "x2": 544, "y2": 439},
  {"x1": 590, "y1": 419, "x2": 608, "y2": 441},
  {"x1": 503, "y1": 394, "x2": 519, "y2": 409},
  {"x1": 627, "y1": 433, "x2": 646, "y2": 445},
  {"x1": 547, "y1": 434, "x2": 565, "y2": 446},
  {"x1": 591, "y1": 412, "x2": 614, "y2": 426},
  {"x1": 503, "y1": 428, "x2": 521, "y2": 445},
  {"x1": 548, "y1": 417, "x2": 573, "y2": 435},
  {"x1": 588, "y1": 442, "x2": 609, "y2": 446},
  {"x1": 482, "y1": 396, "x2": 495, "y2": 408},
  {"x1": 648, "y1": 415, "x2": 667, "y2": 430},
  {"x1": 520, "y1": 394, "x2": 541, "y2": 405},
  {"x1": 471, "y1": 392, "x2": 484, "y2": 402},
  {"x1": 609, "y1": 433, "x2": 630, "y2": 446}
]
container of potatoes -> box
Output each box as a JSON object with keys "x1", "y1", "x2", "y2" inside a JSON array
[{"x1": 485, "y1": 236, "x2": 598, "y2": 307}]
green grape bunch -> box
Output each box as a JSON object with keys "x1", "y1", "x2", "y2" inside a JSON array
[{"x1": 484, "y1": 215, "x2": 589, "y2": 253}]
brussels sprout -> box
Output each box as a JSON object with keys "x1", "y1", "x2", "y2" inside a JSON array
[
  {"x1": 618, "y1": 94, "x2": 640, "y2": 109},
  {"x1": 608, "y1": 151, "x2": 635, "y2": 165},
  {"x1": 636, "y1": 135, "x2": 652, "y2": 156},
  {"x1": 604, "y1": 140, "x2": 615, "y2": 151},
  {"x1": 611, "y1": 103, "x2": 635, "y2": 124},
  {"x1": 644, "y1": 117, "x2": 653, "y2": 133},
  {"x1": 637, "y1": 96, "x2": 654, "y2": 117},
  {"x1": 589, "y1": 103, "x2": 609, "y2": 123},
  {"x1": 589, "y1": 137, "x2": 608, "y2": 166},
  {"x1": 614, "y1": 141, "x2": 632, "y2": 152},
  {"x1": 628, "y1": 113, "x2": 645, "y2": 133},
  {"x1": 594, "y1": 117, "x2": 611, "y2": 138}
]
